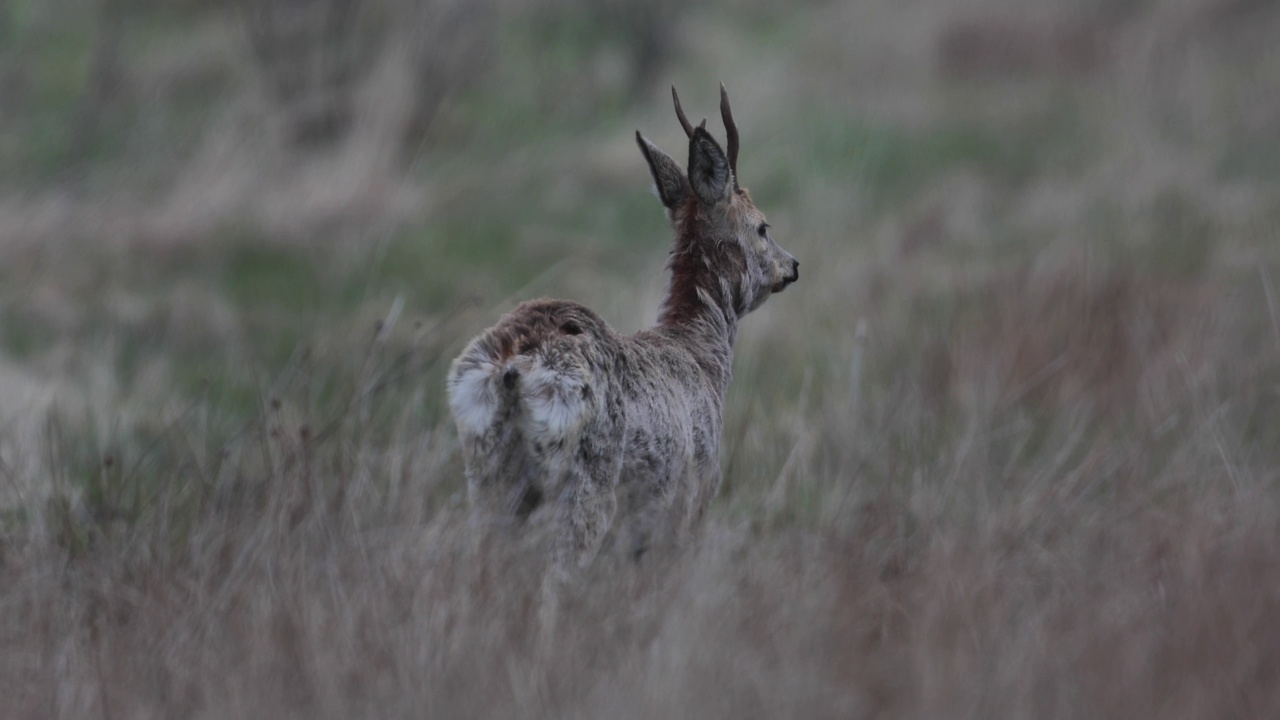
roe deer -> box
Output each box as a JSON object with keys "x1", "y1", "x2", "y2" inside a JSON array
[{"x1": 447, "y1": 85, "x2": 798, "y2": 568}]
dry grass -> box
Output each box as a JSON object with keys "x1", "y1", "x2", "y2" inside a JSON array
[
  {"x1": 5, "y1": 324, "x2": 1279, "y2": 719},
  {"x1": 3, "y1": 0, "x2": 1280, "y2": 717}
]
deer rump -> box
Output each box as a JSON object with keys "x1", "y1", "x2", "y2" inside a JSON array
[
  {"x1": 448, "y1": 298, "x2": 718, "y2": 552},
  {"x1": 447, "y1": 84, "x2": 796, "y2": 568}
]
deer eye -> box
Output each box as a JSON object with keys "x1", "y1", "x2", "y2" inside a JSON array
[{"x1": 757, "y1": 223, "x2": 769, "y2": 238}]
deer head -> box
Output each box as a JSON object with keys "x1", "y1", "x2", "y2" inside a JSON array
[{"x1": 636, "y1": 84, "x2": 799, "y2": 325}]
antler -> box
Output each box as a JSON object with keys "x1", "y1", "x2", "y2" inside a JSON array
[
  {"x1": 720, "y1": 83, "x2": 740, "y2": 190},
  {"x1": 671, "y1": 85, "x2": 695, "y2": 138},
  {"x1": 673, "y1": 84, "x2": 741, "y2": 189}
]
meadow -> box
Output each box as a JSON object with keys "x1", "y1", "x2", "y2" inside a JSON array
[{"x1": 3, "y1": 0, "x2": 1280, "y2": 717}]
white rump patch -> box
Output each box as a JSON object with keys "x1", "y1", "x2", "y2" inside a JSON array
[
  {"x1": 519, "y1": 361, "x2": 593, "y2": 444},
  {"x1": 448, "y1": 359, "x2": 504, "y2": 438}
]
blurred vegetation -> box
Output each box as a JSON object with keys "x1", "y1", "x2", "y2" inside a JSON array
[
  {"x1": 3, "y1": 1, "x2": 1280, "y2": 713},
  {"x1": 0, "y1": 0, "x2": 1275, "y2": 470},
  {"x1": 1, "y1": 0, "x2": 1279, "y2": 517}
]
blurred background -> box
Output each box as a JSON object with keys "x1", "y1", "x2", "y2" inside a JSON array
[{"x1": 3, "y1": 0, "x2": 1280, "y2": 717}]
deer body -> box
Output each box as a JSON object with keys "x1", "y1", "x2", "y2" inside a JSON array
[{"x1": 448, "y1": 86, "x2": 798, "y2": 567}]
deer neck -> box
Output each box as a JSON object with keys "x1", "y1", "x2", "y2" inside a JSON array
[{"x1": 655, "y1": 217, "x2": 740, "y2": 392}]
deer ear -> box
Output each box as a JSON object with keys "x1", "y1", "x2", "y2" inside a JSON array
[
  {"x1": 636, "y1": 132, "x2": 689, "y2": 210},
  {"x1": 687, "y1": 127, "x2": 732, "y2": 206}
]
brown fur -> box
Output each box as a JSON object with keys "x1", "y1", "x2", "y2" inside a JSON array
[
  {"x1": 484, "y1": 301, "x2": 601, "y2": 361},
  {"x1": 658, "y1": 197, "x2": 712, "y2": 326},
  {"x1": 447, "y1": 87, "x2": 798, "y2": 570}
]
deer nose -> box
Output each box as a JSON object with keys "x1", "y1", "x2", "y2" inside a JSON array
[{"x1": 790, "y1": 258, "x2": 800, "y2": 282}]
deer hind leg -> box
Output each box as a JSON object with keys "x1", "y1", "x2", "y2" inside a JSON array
[
  {"x1": 550, "y1": 463, "x2": 616, "y2": 571},
  {"x1": 608, "y1": 449, "x2": 676, "y2": 561},
  {"x1": 514, "y1": 340, "x2": 625, "y2": 571},
  {"x1": 448, "y1": 337, "x2": 538, "y2": 524},
  {"x1": 463, "y1": 416, "x2": 542, "y2": 526},
  {"x1": 548, "y1": 421, "x2": 625, "y2": 571}
]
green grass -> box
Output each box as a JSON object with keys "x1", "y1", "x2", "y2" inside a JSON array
[
  {"x1": 802, "y1": 121, "x2": 1040, "y2": 211},
  {"x1": 4, "y1": 3, "x2": 1280, "y2": 717},
  {"x1": 0, "y1": 312, "x2": 51, "y2": 360},
  {"x1": 1219, "y1": 138, "x2": 1280, "y2": 182},
  {"x1": 223, "y1": 245, "x2": 330, "y2": 313},
  {"x1": 0, "y1": 2, "x2": 235, "y2": 188}
]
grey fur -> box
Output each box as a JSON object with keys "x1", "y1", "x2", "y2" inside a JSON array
[
  {"x1": 636, "y1": 132, "x2": 688, "y2": 210},
  {"x1": 447, "y1": 88, "x2": 799, "y2": 569}
]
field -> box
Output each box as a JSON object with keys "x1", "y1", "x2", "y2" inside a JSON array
[{"x1": 3, "y1": 0, "x2": 1280, "y2": 717}]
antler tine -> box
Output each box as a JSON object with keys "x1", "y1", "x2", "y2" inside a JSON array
[
  {"x1": 720, "y1": 82, "x2": 740, "y2": 188},
  {"x1": 671, "y1": 85, "x2": 695, "y2": 138}
]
